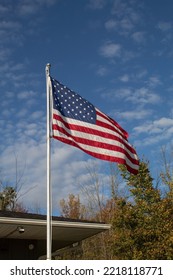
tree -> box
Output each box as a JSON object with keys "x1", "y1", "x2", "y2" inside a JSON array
[
  {"x1": 59, "y1": 162, "x2": 124, "y2": 260},
  {"x1": 111, "y1": 161, "x2": 173, "y2": 259},
  {"x1": 0, "y1": 186, "x2": 16, "y2": 211},
  {"x1": 59, "y1": 194, "x2": 86, "y2": 220},
  {"x1": 160, "y1": 146, "x2": 173, "y2": 200},
  {"x1": 59, "y1": 193, "x2": 115, "y2": 259},
  {"x1": 0, "y1": 154, "x2": 35, "y2": 212},
  {"x1": 59, "y1": 159, "x2": 173, "y2": 259},
  {"x1": 0, "y1": 186, "x2": 27, "y2": 212}
]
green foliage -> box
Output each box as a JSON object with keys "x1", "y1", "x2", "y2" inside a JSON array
[
  {"x1": 59, "y1": 159, "x2": 173, "y2": 260},
  {"x1": 112, "y1": 161, "x2": 173, "y2": 259},
  {"x1": 0, "y1": 186, "x2": 27, "y2": 212},
  {"x1": 0, "y1": 186, "x2": 17, "y2": 211},
  {"x1": 119, "y1": 161, "x2": 160, "y2": 203}
]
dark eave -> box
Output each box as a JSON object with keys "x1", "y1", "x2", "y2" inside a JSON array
[{"x1": 0, "y1": 210, "x2": 110, "y2": 250}]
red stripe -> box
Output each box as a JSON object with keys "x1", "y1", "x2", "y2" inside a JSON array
[
  {"x1": 53, "y1": 135, "x2": 138, "y2": 174},
  {"x1": 53, "y1": 113, "x2": 137, "y2": 155},
  {"x1": 52, "y1": 122, "x2": 139, "y2": 165},
  {"x1": 96, "y1": 110, "x2": 129, "y2": 138}
]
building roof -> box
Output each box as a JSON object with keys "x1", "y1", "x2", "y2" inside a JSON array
[{"x1": 0, "y1": 210, "x2": 110, "y2": 250}]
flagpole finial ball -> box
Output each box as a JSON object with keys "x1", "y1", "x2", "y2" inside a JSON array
[
  {"x1": 46, "y1": 63, "x2": 51, "y2": 70},
  {"x1": 46, "y1": 63, "x2": 51, "y2": 76}
]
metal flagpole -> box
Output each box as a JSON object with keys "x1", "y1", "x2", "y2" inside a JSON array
[{"x1": 45, "y1": 63, "x2": 52, "y2": 260}]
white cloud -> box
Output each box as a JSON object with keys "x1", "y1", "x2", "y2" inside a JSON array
[
  {"x1": 156, "y1": 21, "x2": 173, "y2": 44},
  {"x1": 105, "y1": 18, "x2": 134, "y2": 35},
  {"x1": 0, "y1": 139, "x2": 83, "y2": 212},
  {"x1": 132, "y1": 31, "x2": 146, "y2": 43},
  {"x1": 157, "y1": 21, "x2": 172, "y2": 32},
  {"x1": 99, "y1": 42, "x2": 121, "y2": 58},
  {"x1": 0, "y1": 20, "x2": 21, "y2": 30},
  {"x1": 134, "y1": 123, "x2": 160, "y2": 135},
  {"x1": 0, "y1": 62, "x2": 25, "y2": 74},
  {"x1": 17, "y1": 90, "x2": 36, "y2": 100},
  {"x1": 17, "y1": 0, "x2": 56, "y2": 16},
  {"x1": 0, "y1": 125, "x2": 108, "y2": 213},
  {"x1": 120, "y1": 18, "x2": 134, "y2": 31},
  {"x1": 0, "y1": 48, "x2": 12, "y2": 61},
  {"x1": 116, "y1": 109, "x2": 152, "y2": 121},
  {"x1": 96, "y1": 66, "x2": 108, "y2": 76},
  {"x1": 16, "y1": 109, "x2": 28, "y2": 118},
  {"x1": 129, "y1": 87, "x2": 161, "y2": 104},
  {"x1": 30, "y1": 110, "x2": 44, "y2": 120},
  {"x1": 87, "y1": 0, "x2": 106, "y2": 10},
  {"x1": 147, "y1": 76, "x2": 161, "y2": 88},
  {"x1": 111, "y1": 0, "x2": 141, "y2": 25},
  {"x1": 119, "y1": 74, "x2": 129, "y2": 82},
  {"x1": 136, "y1": 70, "x2": 148, "y2": 79},
  {"x1": 16, "y1": 90, "x2": 39, "y2": 107},
  {"x1": 134, "y1": 117, "x2": 173, "y2": 137},
  {"x1": 0, "y1": 18, "x2": 24, "y2": 46},
  {"x1": 133, "y1": 117, "x2": 173, "y2": 148},
  {"x1": 0, "y1": 4, "x2": 9, "y2": 14},
  {"x1": 154, "y1": 117, "x2": 173, "y2": 127},
  {"x1": 111, "y1": 0, "x2": 131, "y2": 17},
  {"x1": 105, "y1": 19, "x2": 118, "y2": 31},
  {"x1": 117, "y1": 87, "x2": 161, "y2": 105},
  {"x1": 118, "y1": 70, "x2": 147, "y2": 83},
  {"x1": 101, "y1": 84, "x2": 161, "y2": 108}
]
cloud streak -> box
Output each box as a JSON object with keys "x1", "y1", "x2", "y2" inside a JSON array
[{"x1": 99, "y1": 42, "x2": 122, "y2": 58}]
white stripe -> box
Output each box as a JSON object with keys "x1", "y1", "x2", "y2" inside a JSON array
[
  {"x1": 53, "y1": 131, "x2": 138, "y2": 170},
  {"x1": 53, "y1": 109, "x2": 131, "y2": 146},
  {"x1": 52, "y1": 110, "x2": 137, "y2": 160},
  {"x1": 53, "y1": 109, "x2": 125, "y2": 139},
  {"x1": 96, "y1": 109, "x2": 126, "y2": 137},
  {"x1": 53, "y1": 121, "x2": 137, "y2": 161},
  {"x1": 53, "y1": 120, "x2": 137, "y2": 160}
]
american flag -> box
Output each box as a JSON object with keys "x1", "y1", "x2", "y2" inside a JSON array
[{"x1": 50, "y1": 78, "x2": 139, "y2": 175}]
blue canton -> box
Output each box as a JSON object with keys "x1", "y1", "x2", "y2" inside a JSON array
[{"x1": 51, "y1": 79, "x2": 96, "y2": 124}]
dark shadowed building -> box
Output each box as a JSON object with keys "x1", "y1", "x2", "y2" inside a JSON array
[{"x1": 0, "y1": 210, "x2": 110, "y2": 260}]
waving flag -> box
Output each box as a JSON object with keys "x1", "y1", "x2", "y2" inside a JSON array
[{"x1": 50, "y1": 78, "x2": 139, "y2": 174}]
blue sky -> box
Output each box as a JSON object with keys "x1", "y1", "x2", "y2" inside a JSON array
[{"x1": 1, "y1": 0, "x2": 173, "y2": 214}]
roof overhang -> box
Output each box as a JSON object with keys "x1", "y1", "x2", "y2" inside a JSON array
[{"x1": 0, "y1": 212, "x2": 110, "y2": 250}]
